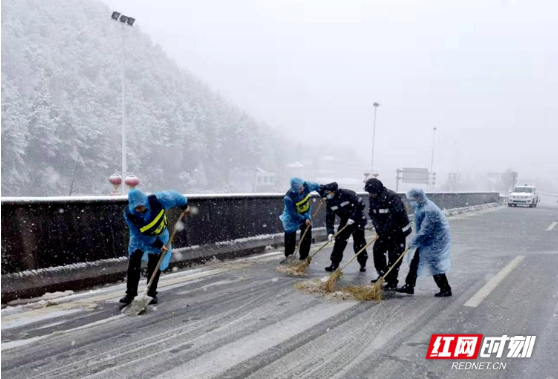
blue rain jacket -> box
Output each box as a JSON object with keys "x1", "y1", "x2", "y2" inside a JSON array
[
  {"x1": 279, "y1": 178, "x2": 321, "y2": 234},
  {"x1": 124, "y1": 189, "x2": 187, "y2": 271},
  {"x1": 407, "y1": 188, "x2": 451, "y2": 276}
]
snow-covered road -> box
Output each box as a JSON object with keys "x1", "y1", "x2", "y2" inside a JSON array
[{"x1": 2, "y1": 202, "x2": 558, "y2": 379}]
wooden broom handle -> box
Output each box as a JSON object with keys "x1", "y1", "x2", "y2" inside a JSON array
[
  {"x1": 146, "y1": 208, "x2": 188, "y2": 290},
  {"x1": 338, "y1": 234, "x2": 379, "y2": 271},
  {"x1": 295, "y1": 201, "x2": 324, "y2": 253},
  {"x1": 308, "y1": 223, "x2": 350, "y2": 259},
  {"x1": 381, "y1": 247, "x2": 411, "y2": 280}
]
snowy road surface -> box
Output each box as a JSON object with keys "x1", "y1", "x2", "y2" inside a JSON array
[{"x1": 2, "y1": 200, "x2": 558, "y2": 379}]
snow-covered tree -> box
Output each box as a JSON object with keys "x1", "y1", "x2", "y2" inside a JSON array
[{"x1": 1, "y1": 0, "x2": 285, "y2": 196}]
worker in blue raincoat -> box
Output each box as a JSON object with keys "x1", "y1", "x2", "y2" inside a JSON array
[
  {"x1": 120, "y1": 188, "x2": 189, "y2": 305},
  {"x1": 279, "y1": 178, "x2": 322, "y2": 262},
  {"x1": 397, "y1": 188, "x2": 452, "y2": 297}
]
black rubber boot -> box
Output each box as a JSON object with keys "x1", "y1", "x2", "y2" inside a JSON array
[
  {"x1": 119, "y1": 294, "x2": 135, "y2": 304},
  {"x1": 433, "y1": 274, "x2": 452, "y2": 297},
  {"x1": 359, "y1": 265, "x2": 366, "y2": 272},
  {"x1": 435, "y1": 290, "x2": 452, "y2": 297},
  {"x1": 325, "y1": 263, "x2": 339, "y2": 272},
  {"x1": 149, "y1": 296, "x2": 159, "y2": 305},
  {"x1": 396, "y1": 284, "x2": 415, "y2": 295}
]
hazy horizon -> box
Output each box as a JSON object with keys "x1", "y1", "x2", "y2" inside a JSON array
[{"x1": 101, "y1": 0, "x2": 557, "y2": 187}]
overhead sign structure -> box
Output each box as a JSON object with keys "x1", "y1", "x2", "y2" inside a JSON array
[
  {"x1": 401, "y1": 168, "x2": 429, "y2": 184},
  {"x1": 396, "y1": 168, "x2": 431, "y2": 192}
]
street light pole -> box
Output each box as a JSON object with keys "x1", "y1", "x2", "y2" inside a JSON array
[
  {"x1": 430, "y1": 127, "x2": 437, "y2": 173},
  {"x1": 121, "y1": 22, "x2": 127, "y2": 195},
  {"x1": 111, "y1": 11, "x2": 135, "y2": 195},
  {"x1": 430, "y1": 127, "x2": 437, "y2": 188},
  {"x1": 371, "y1": 102, "x2": 380, "y2": 173}
]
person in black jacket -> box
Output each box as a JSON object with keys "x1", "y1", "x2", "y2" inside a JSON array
[
  {"x1": 365, "y1": 178, "x2": 412, "y2": 290},
  {"x1": 320, "y1": 182, "x2": 369, "y2": 272}
]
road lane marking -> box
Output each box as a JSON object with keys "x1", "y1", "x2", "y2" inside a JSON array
[
  {"x1": 547, "y1": 222, "x2": 557, "y2": 231},
  {"x1": 464, "y1": 255, "x2": 525, "y2": 308}
]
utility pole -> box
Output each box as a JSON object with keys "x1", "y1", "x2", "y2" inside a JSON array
[
  {"x1": 430, "y1": 127, "x2": 437, "y2": 188},
  {"x1": 371, "y1": 102, "x2": 380, "y2": 174},
  {"x1": 430, "y1": 127, "x2": 437, "y2": 173},
  {"x1": 395, "y1": 169, "x2": 402, "y2": 192}
]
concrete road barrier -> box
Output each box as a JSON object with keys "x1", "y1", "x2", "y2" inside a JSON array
[{"x1": 1, "y1": 192, "x2": 499, "y2": 302}]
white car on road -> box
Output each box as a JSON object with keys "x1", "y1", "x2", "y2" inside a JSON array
[{"x1": 508, "y1": 185, "x2": 539, "y2": 208}]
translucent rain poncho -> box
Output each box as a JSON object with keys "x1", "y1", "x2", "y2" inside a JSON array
[{"x1": 407, "y1": 188, "x2": 451, "y2": 276}]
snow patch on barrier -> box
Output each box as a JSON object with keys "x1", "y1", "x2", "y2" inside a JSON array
[
  {"x1": 209, "y1": 228, "x2": 328, "y2": 247},
  {"x1": 5, "y1": 257, "x2": 127, "y2": 279},
  {"x1": 442, "y1": 202, "x2": 500, "y2": 217},
  {"x1": 215, "y1": 234, "x2": 282, "y2": 246}
]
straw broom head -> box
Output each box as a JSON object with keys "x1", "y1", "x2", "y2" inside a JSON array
[
  {"x1": 276, "y1": 264, "x2": 306, "y2": 276},
  {"x1": 345, "y1": 278, "x2": 384, "y2": 301},
  {"x1": 345, "y1": 245, "x2": 409, "y2": 301},
  {"x1": 292, "y1": 258, "x2": 311, "y2": 275},
  {"x1": 322, "y1": 269, "x2": 343, "y2": 292}
]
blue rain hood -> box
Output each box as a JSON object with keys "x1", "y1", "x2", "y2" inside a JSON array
[
  {"x1": 124, "y1": 190, "x2": 188, "y2": 272},
  {"x1": 290, "y1": 177, "x2": 304, "y2": 193},
  {"x1": 280, "y1": 179, "x2": 322, "y2": 234},
  {"x1": 128, "y1": 189, "x2": 149, "y2": 213}
]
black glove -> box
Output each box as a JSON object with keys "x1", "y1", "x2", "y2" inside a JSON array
[
  {"x1": 180, "y1": 204, "x2": 189, "y2": 211},
  {"x1": 152, "y1": 238, "x2": 164, "y2": 249}
]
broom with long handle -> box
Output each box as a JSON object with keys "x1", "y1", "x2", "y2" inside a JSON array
[
  {"x1": 123, "y1": 208, "x2": 188, "y2": 316},
  {"x1": 350, "y1": 247, "x2": 412, "y2": 301},
  {"x1": 292, "y1": 223, "x2": 350, "y2": 274},
  {"x1": 282, "y1": 201, "x2": 324, "y2": 265},
  {"x1": 320, "y1": 234, "x2": 379, "y2": 292}
]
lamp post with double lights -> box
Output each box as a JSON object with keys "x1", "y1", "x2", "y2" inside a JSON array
[{"x1": 110, "y1": 11, "x2": 135, "y2": 195}]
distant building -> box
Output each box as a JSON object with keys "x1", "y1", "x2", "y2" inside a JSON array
[
  {"x1": 229, "y1": 167, "x2": 278, "y2": 193},
  {"x1": 255, "y1": 168, "x2": 277, "y2": 192}
]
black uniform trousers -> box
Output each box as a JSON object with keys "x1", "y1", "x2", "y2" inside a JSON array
[
  {"x1": 405, "y1": 249, "x2": 451, "y2": 290},
  {"x1": 285, "y1": 224, "x2": 312, "y2": 260},
  {"x1": 373, "y1": 233, "x2": 406, "y2": 285},
  {"x1": 126, "y1": 249, "x2": 162, "y2": 298},
  {"x1": 330, "y1": 223, "x2": 368, "y2": 267}
]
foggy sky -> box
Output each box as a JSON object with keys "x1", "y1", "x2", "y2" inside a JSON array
[{"x1": 102, "y1": 0, "x2": 557, "y2": 184}]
